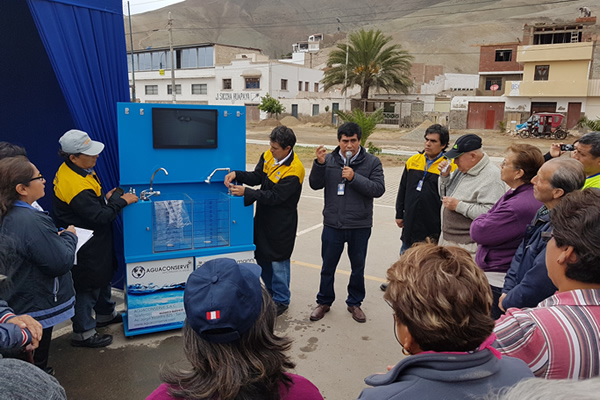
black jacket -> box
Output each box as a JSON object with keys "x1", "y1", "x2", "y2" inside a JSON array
[
  {"x1": 235, "y1": 150, "x2": 305, "y2": 261},
  {"x1": 52, "y1": 161, "x2": 128, "y2": 290},
  {"x1": 309, "y1": 146, "x2": 385, "y2": 229},
  {"x1": 0, "y1": 204, "x2": 77, "y2": 328},
  {"x1": 396, "y1": 152, "x2": 448, "y2": 246}
]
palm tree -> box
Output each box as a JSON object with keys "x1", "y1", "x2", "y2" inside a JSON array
[{"x1": 322, "y1": 29, "x2": 414, "y2": 104}]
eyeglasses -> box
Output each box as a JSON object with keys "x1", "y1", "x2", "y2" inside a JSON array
[
  {"x1": 541, "y1": 230, "x2": 554, "y2": 243},
  {"x1": 28, "y1": 174, "x2": 45, "y2": 182}
]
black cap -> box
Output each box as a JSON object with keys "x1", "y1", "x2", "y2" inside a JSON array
[{"x1": 444, "y1": 134, "x2": 482, "y2": 159}]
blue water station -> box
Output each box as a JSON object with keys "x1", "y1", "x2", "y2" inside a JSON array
[{"x1": 117, "y1": 102, "x2": 255, "y2": 336}]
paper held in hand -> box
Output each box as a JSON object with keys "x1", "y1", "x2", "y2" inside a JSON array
[{"x1": 73, "y1": 227, "x2": 94, "y2": 265}]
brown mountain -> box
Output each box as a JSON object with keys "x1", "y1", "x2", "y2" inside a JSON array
[{"x1": 126, "y1": 0, "x2": 600, "y2": 73}]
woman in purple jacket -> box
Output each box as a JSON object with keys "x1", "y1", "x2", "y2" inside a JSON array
[{"x1": 470, "y1": 144, "x2": 544, "y2": 319}]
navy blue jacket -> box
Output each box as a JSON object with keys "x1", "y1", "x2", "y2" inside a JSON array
[
  {"x1": 309, "y1": 146, "x2": 385, "y2": 229},
  {"x1": 358, "y1": 349, "x2": 532, "y2": 400},
  {"x1": 502, "y1": 207, "x2": 557, "y2": 310},
  {"x1": 0, "y1": 203, "x2": 77, "y2": 328}
]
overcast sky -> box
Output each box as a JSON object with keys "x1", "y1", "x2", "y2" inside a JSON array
[{"x1": 122, "y1": 0, "x2": 185, "y2": 15}]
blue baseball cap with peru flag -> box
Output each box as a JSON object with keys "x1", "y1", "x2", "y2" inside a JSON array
[{"x1": 183, "y1": 258, "x2": 263, "y2": 343}]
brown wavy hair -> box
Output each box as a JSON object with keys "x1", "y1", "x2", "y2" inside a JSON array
[
  {"x1": 160, "y1": 287, "x2": 295, "y2": 400},
  {"x1": 384, "y1": 242, "x2": 494, "y2": 352},
  {"x1": 0, "y1": 156, "x2": 33, "y2": 218}
]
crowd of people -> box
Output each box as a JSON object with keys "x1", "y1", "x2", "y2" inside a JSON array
[{"x1": 1, "y1": 124, "x2": 599, "y2": 399}]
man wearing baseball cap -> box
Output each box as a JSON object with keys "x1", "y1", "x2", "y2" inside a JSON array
[
  {"x1": 52, "y1": 129, "x2": 138, "y2": 348},
  {"x1": 147, "y1": 258, "x2": 323, "y2": 399},
  {"x1": 437, "y1": 134, "x2": 505, "y2": 255}
]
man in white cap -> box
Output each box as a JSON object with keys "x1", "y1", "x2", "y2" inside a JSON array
[
  {"x1": 52, "y1": 129, "x2": 138, "y2": 348},
  {"x1": 437, "y1": 134, "x2": 505, "y2": 255}
]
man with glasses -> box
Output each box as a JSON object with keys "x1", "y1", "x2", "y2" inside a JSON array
[
  {"x1": 544, "y1": 131, "x2": 600, "y2": 189},
  {"x1": 499, "y1": 158, "x2": 585, "y2": 312},
  {"x1": 495, "y1": 188, "x2": 600, "y2": 379}
]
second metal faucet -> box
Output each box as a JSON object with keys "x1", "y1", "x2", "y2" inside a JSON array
[{"x1": 205, "y1": 167, "x2": 230, "y2": 184}]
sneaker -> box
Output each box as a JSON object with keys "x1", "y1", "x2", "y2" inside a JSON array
[
  {"x1": 275, "y1": 303, "x2": 289, "y2": 316},
  {"x1": 96, "y1": 313, "x2": 123, "y2": 328},
  {"x1": 380, "y1": 282, "x2": 389, "y2": 291},
  {"x1": 71, "y1": 333, "x2": 113, "y2": 348}
]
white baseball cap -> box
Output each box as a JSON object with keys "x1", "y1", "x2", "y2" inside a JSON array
[{"x1": 59, "y1": 129, "x2": 105, "y2": 156}]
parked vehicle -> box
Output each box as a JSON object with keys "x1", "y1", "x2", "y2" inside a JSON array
[{"x1": 517, "y1": 113, "x2": 568, "y2": 140}]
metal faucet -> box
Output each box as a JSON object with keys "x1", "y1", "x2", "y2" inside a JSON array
[
  {"x1": 205, "y1": 167, "x2": 230, "y2": 184},
  {"x1": 140, "y1": 168, "x2": 169, "y2": 201}
]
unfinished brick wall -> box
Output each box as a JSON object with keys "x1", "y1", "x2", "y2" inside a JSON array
[{"x1": 479, "y1": 44, "x2": 522, "y2": 73}]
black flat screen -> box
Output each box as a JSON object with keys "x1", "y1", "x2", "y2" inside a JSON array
[{"x1": 152, "y1": 108, "x2": 218, "y2": 149}]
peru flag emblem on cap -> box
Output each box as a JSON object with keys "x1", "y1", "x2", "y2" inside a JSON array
[{"x1": 206, "y1": 310, "x2": 220, "y2": 320}]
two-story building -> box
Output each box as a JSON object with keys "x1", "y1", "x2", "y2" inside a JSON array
[
  {"x1": 129, "y1": 42, "x2": 335, "y2": 121},
  {"x1": 450, "y1": 16, "x2": 600, "y2": 131}
]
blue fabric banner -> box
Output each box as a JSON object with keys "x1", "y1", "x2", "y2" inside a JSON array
[{"x1": 26, "y1": 0, "x2": 131, "y2": 287}]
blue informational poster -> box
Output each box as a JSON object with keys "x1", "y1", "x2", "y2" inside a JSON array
[{"x1": 126, "y1": 257, "x2": 193, "y2": 330}]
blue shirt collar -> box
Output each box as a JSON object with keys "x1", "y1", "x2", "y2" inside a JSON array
[{"x1": 13, "y1": 200, "x2": 37, "y2": 210}]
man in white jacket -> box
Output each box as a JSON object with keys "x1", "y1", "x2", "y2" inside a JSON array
[{"x1": 437, "y1": 134, "x2": 505, "y2": 255}]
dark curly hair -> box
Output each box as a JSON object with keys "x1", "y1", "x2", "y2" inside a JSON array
[{"x1": 550, "y1": 188, "x2": 600, "y2": 284}]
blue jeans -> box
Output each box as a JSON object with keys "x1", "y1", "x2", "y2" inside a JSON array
[
  {"x1": 257, "y1": 259, "x2": 291, "y2": 306},
  {"x1": 400, "y1": 241, "x2": 410, "y2": 255},
  {"x1": 72, "y1": 285, "x2": 116, "y2": 340},
  {"x1": 317, "y1": 226, "x2": 372, "y2": 307}
]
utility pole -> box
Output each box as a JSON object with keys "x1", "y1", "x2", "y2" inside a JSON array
[
  {"x1": 127, "y1": 2, "x2": 136, "y2": 102},
  {"x1": 168, "y1": 12, "x2": 176, "y2": 103},
  {"x1": 337, "y1": 17, "x2": 349, "y2": 111}
]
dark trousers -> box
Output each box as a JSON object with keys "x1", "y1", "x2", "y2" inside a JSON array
[
  {"x1": 72, "y1": 285, "x2": 115, "y2": 340},
  {"x1": 316, "y1": 226, "x2": 372, "y2": 307},
  {"x1": 33, "y1": 326, "x2": 53, "y2": 370}
]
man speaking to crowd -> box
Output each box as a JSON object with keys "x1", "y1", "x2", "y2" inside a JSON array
[{"x1": 308, "y1": 122, "x2": 385, "y2": 324}]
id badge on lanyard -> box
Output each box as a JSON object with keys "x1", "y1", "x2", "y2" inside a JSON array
[
  {"x1": 416, "y1": 179, "x2": 423, "y2": 192},
  {"x1": 337, "y1": 183, "x2": 345, "y2": 195}
]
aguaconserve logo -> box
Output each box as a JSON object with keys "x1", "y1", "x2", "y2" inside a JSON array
[{"x1": 132, "y1": 266, "x2": 146, "y2": 279}]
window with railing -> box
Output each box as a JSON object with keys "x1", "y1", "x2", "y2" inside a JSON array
[
  {"x1": 192, "y1": 84, "x2": 207, "y2": 95},
  {"x1": 245, "y1": 78, "x2": 260, "y2": 89},
  {"x1": 167, "y1": 84, "x2": 182, "y2": 95},
  {"x1": 145, "y1": 85, "x2": 158, "y2": 95}
]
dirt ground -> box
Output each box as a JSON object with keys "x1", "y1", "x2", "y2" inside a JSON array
[{"x1": 246, "y1": 120, "x2": 580, "y2": 167}]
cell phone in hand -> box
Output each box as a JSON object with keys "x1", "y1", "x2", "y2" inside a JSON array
[
  {"x1": 110, "y1": 187, "x2": 125, "y2": 201},
  {"x1": 560, "y1": 144, "x2": 575, "y2": 152}
]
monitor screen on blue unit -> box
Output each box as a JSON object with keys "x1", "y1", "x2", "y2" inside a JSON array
[{"x1": 152, "y1": 108, "x2": 218, "y2": 149}]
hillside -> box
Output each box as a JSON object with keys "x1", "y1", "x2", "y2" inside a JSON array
[{"x1": 126, "y1": 0, "x2": 600, "y2": 74}]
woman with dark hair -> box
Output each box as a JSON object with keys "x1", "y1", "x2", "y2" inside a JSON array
[
  {"x1": 0, "y1": 156, "x2": 77, "y2": 374},
  {"x1": 495, "y1": 188, "x2": 600, "y2": 379},
  {"x1": 358, "y1": 243, "x2": 532, "y2": 399},
  {"x1": 470, "y1": 144, "x2": 545, "y2": 318},
  {"x1": 147, "y1": 258, "x2": 323, "y2": 400}
]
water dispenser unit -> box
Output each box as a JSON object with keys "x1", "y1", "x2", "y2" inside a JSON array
[{"x1": 118, "y1": 103, "x2": 254, "y2": 337}]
